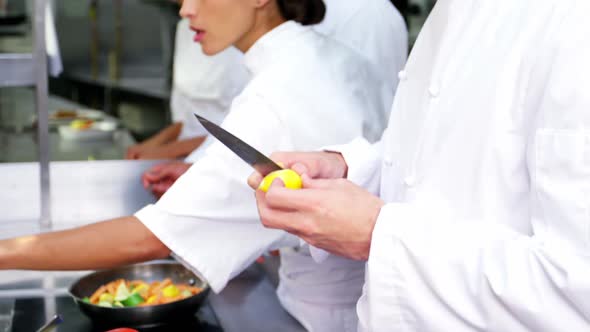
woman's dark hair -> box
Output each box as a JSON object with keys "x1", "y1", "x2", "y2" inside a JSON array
[{"x1": 276, "y1": 0, "x2": 326, "y2": 26}]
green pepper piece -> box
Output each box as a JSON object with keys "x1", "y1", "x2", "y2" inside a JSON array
[{"x1": 121, "y1": 293, "x2": 144, "y2": 307}]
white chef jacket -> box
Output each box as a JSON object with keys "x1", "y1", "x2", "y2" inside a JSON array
[
  {"x1": 136, "y1": 21, "x2": 392, "y2": 332},
  {"x1": 172, "y1": 18, "x2": 250, "y2": 140},
  {"x1": 332, "y1": 0, "x2": 590, "y2": 331},
  {"x1": 315, "y1": 0, "x2": 407, "y2": 92},
  {"x1": 184, "y1": 0, "x2": 408, "y2": 162}
]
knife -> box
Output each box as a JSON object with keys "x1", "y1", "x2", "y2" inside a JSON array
[
  {"x1": 194, "y1": 114, "x2": 283, "y2": 176},
  {"x1": 36, "y1": 314, "x2": 63, "y2": 332}
]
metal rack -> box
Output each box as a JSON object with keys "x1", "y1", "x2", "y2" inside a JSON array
[{"x1": 0, "y1": 0, "x2": 51, "y2": 229}]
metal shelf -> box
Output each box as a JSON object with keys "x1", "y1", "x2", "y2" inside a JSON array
[
  {"x1": 0, "y1": 0, "x2": 51, "y2": 229},
  {"x1": 0, "y1": 53, "x2": 34, "y2": 87}
]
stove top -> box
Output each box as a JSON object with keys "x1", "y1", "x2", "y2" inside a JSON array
[{"x1": 11, "y1": 296, "x2": 223, "y2": 332}]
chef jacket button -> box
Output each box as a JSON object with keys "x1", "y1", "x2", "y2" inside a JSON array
[
  {"x1": 384, "y1": 158, "x2": 394, "y2": 167},
  {"x1": 398, "y1": 70, "x2": 408, "y2": 81},
  {"x1": 428, "y1": 85, "x2": 440, "y2": 98},
  {"x1": 404, "y1": 175, "x2": 417, "y2": 187}
]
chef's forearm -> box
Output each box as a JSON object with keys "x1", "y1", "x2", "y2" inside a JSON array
[
  {"x1": 0, "y1": 216, "x2": 171, "y2": 270},
  {"x1": 162, "y1": 136, "x2": 207, "y2": 159},
  {"x1": 144, "y1": 122, "x2": 183, "y2": 147}
]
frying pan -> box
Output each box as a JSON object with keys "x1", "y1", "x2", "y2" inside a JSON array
[{"x1": 69, "y1": 260, "x2": 210, "y2": 329}]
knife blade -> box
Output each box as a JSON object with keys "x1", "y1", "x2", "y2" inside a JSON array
[{"x1": 194, "y1": 114, "x2": 283, "y2": 176}]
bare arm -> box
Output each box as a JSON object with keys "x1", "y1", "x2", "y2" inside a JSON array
[
  {"x1": 126, "y1": 123, "x2": 184, "y2": 159},
  {"x1": 133, "y1": 136, "x2": 207, "y2": 160},
  {"x1": 142, "y1": 122, "x2": 184, "y2": 147},
  {"x1": 0, "y1": 216, "x2": 171, "y2": 270}
]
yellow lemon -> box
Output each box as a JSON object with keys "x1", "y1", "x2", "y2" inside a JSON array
[{"x1": 258, "y1": 169, "x2": 302, "y2": 193}]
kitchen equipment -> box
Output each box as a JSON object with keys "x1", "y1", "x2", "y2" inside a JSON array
[
  {"x1": 194, "y1": 114, "x2": 282, "y2": 176},
  {"x1": 35, "y1": 314, "x2": 63, "y2": 332},
  {"x1": 48, "y1": 109, "x2": 104, "y2": 127},
  {"x1": 69, "y1": 260, "x2": 210, "y2": 329},
  {"x1": 0, "y1": 0, "x2": 26, "y2": 27},
  {"x1": 58, "y1": 120, "x2": 117, "y2": 141}
]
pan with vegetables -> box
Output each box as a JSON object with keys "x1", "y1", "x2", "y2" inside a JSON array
[{"x1": 69, "y1": 260, "x2": 210, "y2": 328}]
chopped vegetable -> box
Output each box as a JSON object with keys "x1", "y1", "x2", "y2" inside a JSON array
[
  {"x1": 131, "y1": 283, "x2": 149, "y2": 298},
  {"x1": 121, "y1": 293, "x2": 144, "y2": 307},
  {"x1": 98, "y1": 301, "x2": 113, "y2": 308},
  {"x1": 99, "y1": 293, "x2": 114, "y2": 304},
  {"x1": 162, "y1": 285, "x2": 179, "y2": 298},
  {"x1": 114, "y1": 282, "x2": 131, "y2": 302}
]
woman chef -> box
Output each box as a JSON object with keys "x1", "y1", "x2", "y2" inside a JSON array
[
  {"x1": 0, "y1": 0, "x2": 394, "y2": 331},
  {"x1": 141, "y1": 0, "x2": 408, "y2": 198},
  {"x1": 250, "y1": 0, "x2": 590, "y2": 331}
]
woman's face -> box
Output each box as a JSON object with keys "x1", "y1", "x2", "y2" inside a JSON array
[{"x1": 180, "y1": 0, "x2": 259, "y2": 55}]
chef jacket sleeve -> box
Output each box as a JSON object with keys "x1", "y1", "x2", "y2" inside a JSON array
[
  {"x1": 135, "y1": 93, "x2": 297, "y2": 293},
  {"x1": 358, "y1": 9, "x2": 590, "y2": 332},
  {"x1": 327, "y1": 132, "x2": 386, "y2": 195}
]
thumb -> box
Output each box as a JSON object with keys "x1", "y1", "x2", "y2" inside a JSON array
[{"x1": 301, "y1": 174, "x2": 340, "y2": 190}]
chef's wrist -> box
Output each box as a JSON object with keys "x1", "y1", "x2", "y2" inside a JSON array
[
  {"x1": 324, "y1": 150, "x2": 349, "y2": 179},
  {"x1": 362, "y1": 197, "x2": 385, "y2": 260}
]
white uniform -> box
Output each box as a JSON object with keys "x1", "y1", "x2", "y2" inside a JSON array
[
  {"x1": 314, "y1": 0, "x2": 407, "y2": 91},
  {"x1": 183, "y1": 0, "x2": 408, "y2": 163},
  {"x1": 332, "y1": 0, "x2": 590, "y2": 330},
  {"x1": 136, "y1": 21, "x2": 392, "y2": 332},
  {"x1": 172, "y1": 18, "x2": 250, "y2": 140}
]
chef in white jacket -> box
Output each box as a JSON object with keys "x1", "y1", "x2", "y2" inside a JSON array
[
  {"x1": 0, "y1": 0, "x2": 394, "y2": 331},
  {"x1": 143, "y1": 0, "x2": 407, "y2": 194},
  {"x1": 249, "y1": 0, "x2": 590, "y2": 331}
]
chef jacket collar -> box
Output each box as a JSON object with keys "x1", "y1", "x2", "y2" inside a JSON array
[{"x1": 244, "y1": 20, "x2": 308, "y2": 76}]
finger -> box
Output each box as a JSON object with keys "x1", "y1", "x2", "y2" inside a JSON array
[
  {"x1": 141, "y1": 173, "x2": 150, "y2": 188},
  {"x1": 143, "y1": 169, "x2": 165, "y2": 183},
  {"x1": 152, "y1": 181, "x2": 173, "y2": 197},
  {"x1": 269, "y1": 152, "x2": 304, "y2": 169},
  {"x1": 270, "y1": 177, "x2": 285, "y2": 189},
  {"x1": 247, "y1": 172, "x2": 263, "y2": 190},
  {"x1": 290, "y1": 162, "x2": 309, "y2": 177},
  {"x1": 264, "y1": 185, "x2": 320, "y2": 212},
  {"x1": 255, "y1": 190, "x2": 308, "y2": 235},
  {"x1": 301, "y1": 175, "x2": 347, "y2": 190}
]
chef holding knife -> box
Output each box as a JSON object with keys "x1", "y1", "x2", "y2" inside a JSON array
[
  {"x1": 140, "y1": 0, "x2": 408, "y2": 198},
  {"x1": 0, "y1": 0, "x2": 403, "y2": 330},
  {"x1": 248, "y1": 0, "x2": 590, "y2": 331}
]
